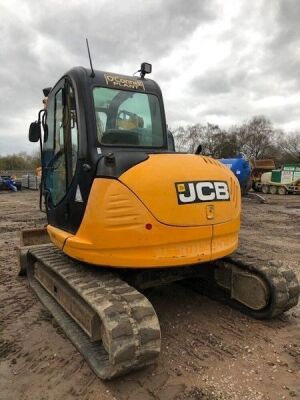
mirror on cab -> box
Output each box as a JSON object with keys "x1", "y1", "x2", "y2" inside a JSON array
[{"x1": 29, "y1": 121, "x2": 41, "y2": 142}]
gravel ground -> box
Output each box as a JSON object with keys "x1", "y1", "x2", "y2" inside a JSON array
[{"x1": 0, "y1": 190, "x2": 299, "y2": 400}]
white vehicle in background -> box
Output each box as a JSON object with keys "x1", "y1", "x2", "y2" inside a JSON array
[{"x1": 257, "y1": 164, "x2": 300, "y2": 195}]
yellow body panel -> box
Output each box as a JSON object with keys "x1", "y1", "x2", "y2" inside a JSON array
[
  {"x1": 47, "y1": 225, "x2": 72, "y2": 250},
  {"x1": 212, "y1": 218, "x2": 240, "y2": 260},
  {"x1": 48, "y1": 154, "x2": 241, "y2": 268},
  {"x1": 119, "y1": 154, "x2": 240, "y2": 226}
]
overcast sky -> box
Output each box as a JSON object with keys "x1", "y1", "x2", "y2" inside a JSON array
[{"x1": 0, "y1": 0, "x2": 300, "y2": 155}]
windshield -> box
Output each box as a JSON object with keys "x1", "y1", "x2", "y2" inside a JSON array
[{"x1": 93, "y1": 87, "x2": 164, "y2": 147}]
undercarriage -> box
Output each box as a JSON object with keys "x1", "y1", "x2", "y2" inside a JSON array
[{"x1": 18, "y1": 229, "x2": 300, "y2": 379}]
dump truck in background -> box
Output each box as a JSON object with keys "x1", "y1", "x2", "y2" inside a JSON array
[
  {"x1": 256, "y1": 164, "x2": 300, "y2": 195},
  {"x1": 250, "y1": 159, "x2": 276, "y2": 192}
]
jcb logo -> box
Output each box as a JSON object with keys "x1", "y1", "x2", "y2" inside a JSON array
[{"x1": 176, "y1": 181, "x2": 230, "y2": 204}]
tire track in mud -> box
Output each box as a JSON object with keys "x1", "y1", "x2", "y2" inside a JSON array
[
  {"x1": 0, "y1": 191, "x2": 107, "y2": 400},
  {"x1": 0, "y1": 192, "x2": 45, "y2": 335},
  {"x1": 0, "y1": 190, "x2": 300, "y2": 400}
]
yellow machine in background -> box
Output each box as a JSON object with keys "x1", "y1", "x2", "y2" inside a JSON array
[{"x1": 116, "y1": 110, "x2": 144, "y2": 131}]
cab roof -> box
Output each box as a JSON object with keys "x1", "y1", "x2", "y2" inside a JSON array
[{"x1": 63, "y1": 66, "x2": 162, "y2": 96}]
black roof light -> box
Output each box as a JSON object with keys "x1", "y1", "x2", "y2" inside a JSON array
[{"x1": 139, "y1": 62, "x2": 152, "y2": 78}]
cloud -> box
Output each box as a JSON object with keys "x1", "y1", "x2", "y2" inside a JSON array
[
  {"x1": 0, "y1": 0, "x2": 300, "y2": 155},
  {"x1": 190, "y1": 69, "x2": 231, "y2": 95},
  {"x1": 0, "y1": 0, "x2": 214, "y2": 154}
]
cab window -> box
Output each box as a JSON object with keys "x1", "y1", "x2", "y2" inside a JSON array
[
  {"x1": 93, "y1": 87, "x2": 164, "y2": 147},
  {"x1": 43, "y1": 81, "x2": 79, "y2": 206}
]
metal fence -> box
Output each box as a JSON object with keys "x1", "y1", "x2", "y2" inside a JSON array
[{"x1": 21, "y1": 174, "x2": 41, "y2": 190}]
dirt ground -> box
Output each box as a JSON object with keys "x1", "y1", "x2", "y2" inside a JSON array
[{"x1": 0, "y1": 190, "x2": 299, "y2": 400}]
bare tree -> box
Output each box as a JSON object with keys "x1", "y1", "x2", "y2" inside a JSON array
[
  {"x1": 200, "y1": 123, "x2": 223, "y2": 157},
  {"x1": 173, "y1": 123, "x2": 237, "y2": 157},
  {"x1": 0, "y1": 151, "x2": 40, "y2": 170},
  {"x1": 173, "y1": 124, "x2": 204, "y2": 153},
  {"x1": 233, "y1": 116, "x2": 276, "y2": 159},
  {"x1": 172, "y1": 116, "x2": 298, "y2": 163},
  {"x1": 277, "y1": 132, "x2": 300, "y2": 163}
]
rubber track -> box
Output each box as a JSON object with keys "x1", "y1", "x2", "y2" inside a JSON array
[
  {"x1": 185, "y1": 249, "x2": 299, "y2": 319},
  {"x1": 27, "y1": 245, "x2": 161, "y2": 379},
  {"x1": 224, "y1": 249, "x2": 300, "y2": 319}
]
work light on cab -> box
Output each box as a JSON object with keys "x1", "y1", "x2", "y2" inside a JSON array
[{"x1": 139, "y1": 62, "x2": 152, "y2": 78}]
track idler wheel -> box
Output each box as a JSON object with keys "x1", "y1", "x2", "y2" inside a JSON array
[
  {"x1": 215, "y1": 263, "x2": 270, "y2": 311},
  {"x1": 213, "y1": 252, "x2": 300, "y2": 319}
]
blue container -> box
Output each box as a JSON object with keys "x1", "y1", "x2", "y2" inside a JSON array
[{"x1": 219, "y1": 154, "x2": 251, "y2": 195}]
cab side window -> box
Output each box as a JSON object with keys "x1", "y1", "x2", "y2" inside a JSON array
[
  {"x1": 43, "y1": 81, "x2": 79, "y2": 206},
  {"x1": 68, "y1": 85, "x2": 78, "y2": 176},
  {"x1": 51, "y1": 88, "x2": 67, "y2": 205}
]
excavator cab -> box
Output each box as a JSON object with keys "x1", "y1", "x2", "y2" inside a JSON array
[{"x1": 30, "y1": 66, "x2": 171, "y2": 236}]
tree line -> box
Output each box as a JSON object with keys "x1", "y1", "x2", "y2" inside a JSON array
[
  {"x1": 173, "y1": 115, "x2": 300, "y2": 164},
  {"x1": 0, "y1": 115, "x2": 299, "y2": 170},
  {"x1": 0, "y1": 152, "x2": 40, "y2": 171}
]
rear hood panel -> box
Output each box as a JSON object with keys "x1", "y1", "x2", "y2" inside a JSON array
[{"x1": 119, "y1": 154, "x2": 240, "y2": 227}]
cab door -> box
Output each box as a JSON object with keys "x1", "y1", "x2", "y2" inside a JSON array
[{"x1": 43, "y1": 78, "x2": 81, "y2": 233}]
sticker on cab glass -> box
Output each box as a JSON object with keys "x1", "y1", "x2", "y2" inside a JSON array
[
  {"x1": 175, "y1": 181, "x2": 230, "y2": 204},
  {"x1": 104, "y1": 74, "x2": 145, "y2": 91}
]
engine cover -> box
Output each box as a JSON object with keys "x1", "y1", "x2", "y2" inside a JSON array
[{"x1": 119, "y1": 154, "x2": 240, "y2": 227}]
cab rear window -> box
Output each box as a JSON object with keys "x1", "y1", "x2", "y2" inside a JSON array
[{"x1": 93, "y1": 87, "x2": 164, "y2": 147}]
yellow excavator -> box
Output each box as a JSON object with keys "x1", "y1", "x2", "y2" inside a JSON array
[{"x1": 19, "y1": 63, "x2": 299, "y2": 379}]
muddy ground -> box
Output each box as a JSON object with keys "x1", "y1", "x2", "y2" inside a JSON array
[{"x1": 0, "y1": 190, "x2": 299, "y2": 400}]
